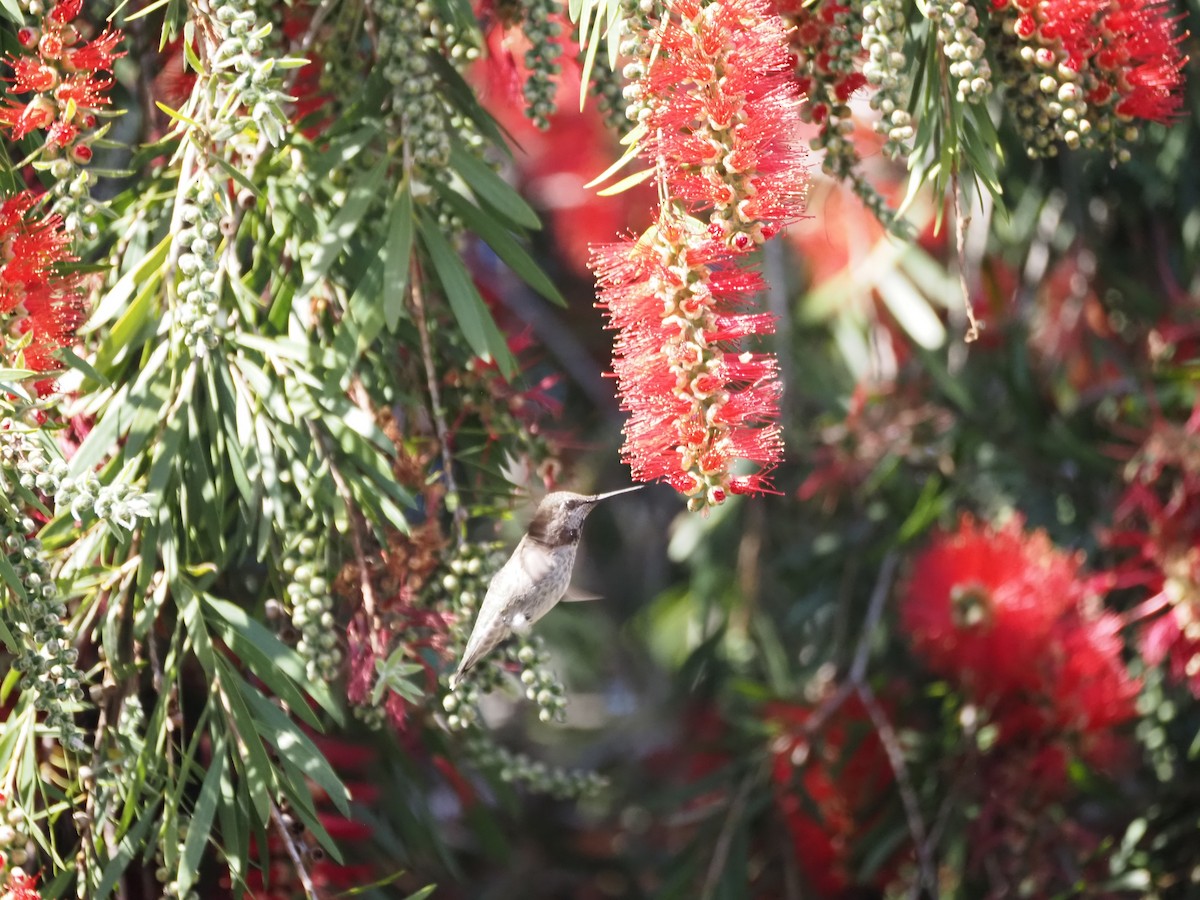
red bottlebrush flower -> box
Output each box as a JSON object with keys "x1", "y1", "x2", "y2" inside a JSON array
[
  {"x1": 3, "y1": 870, "x2": 42, "y2": 900},
  {"x1": 1096, "y1": 0, "x2": 1187, "y2": 123},
  {"x1": 592, "y1": 0, "x2": 806, "y2": 510},
  {"x1": 768, "y1": 696, "x2": 899, "y2": 896},
  {"x1": 900, "y1": 516, "x2": 1085, "y2": 700},
  {"x1": 0, "y1": 191, "x2": 84, "y2": 388},
  {"x1": 66, "y1": 29, "x2": 123, "y2": 72},
  {"x1": 593, "y1": 230, "x2": 784, "y2": 509},
  {"x1": 0, "y1": 2, "x2": 123, "y2": 160},
  {"x1": 1051, "y1": 611, "x2": 1139, "y2": 736}
]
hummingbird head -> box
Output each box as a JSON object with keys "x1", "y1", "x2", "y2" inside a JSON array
[{"x1": 525, "y1": 485, "x2": 643, "y2": 548}]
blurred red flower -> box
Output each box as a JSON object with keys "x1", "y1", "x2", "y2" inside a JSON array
[
  {"x1": 902, "y1": 516, "x2": 1139, "y2": 777},
  {"x1": 901, "y1": 516, "x2": 1084, "y2": 700},
  {"x1": 1101, "y1": 406, "x2": 1200, "y2": 696},
  {"x1": 768, "y1": 696, "x2": 898, "y2": 896}
]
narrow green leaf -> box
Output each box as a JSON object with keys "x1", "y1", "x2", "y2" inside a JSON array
[
  {"x1": 584, "y1": 124, "x2": 646, "y2": 187},
  {"x1": 124, "y1": 0, "x2": 171, "y2": 20},
  {"x1": 597, "y1": 166, "x2": 655, "y2": 197},
  {"x1": 577, "y1": 8, "x2": 607, "y2": 112},
  {"x1": 217, "y1": 748, "x2": 250, "y2": 898},
  {"x1": 435, "y1": 186, "x2": 565, "y2": 306},
  {"x1": 417, "y1": 214, "x2": 517, "y2": 378},
  {"x1": 216, "y1": 656, "x2": 275, "y2": 825},
  {"x1": 284, "y1": 157, "x2": 389, "y2": 324},
  {"x1": 384, "y1": 184, "x2": 414, "y2": 330},
  {"x1": 177, "y1": 739, "x2": 228, "y2": 895},
  {"x1": 0, "y1": 552, "x2": 27, "y2": 606},
  {"x1": 203, "y1": 594, "x2": 344, "y2": 725},
  {"x1": 0, "y1": 0, "x2": 25, "y2": 23},
  {"x1": 54, "y1": 346, "x2": 110, "y2": 388},
  {"x1": 154, "y1": 100, "x2": 204, "y2": 130},
  {"x1": 94, "y1": 801, "x2": 162, "y2": 900},
  {"x1": 449, "y1": 142, "x2": 540, "y2": 230},
  {"x1": 85, "y1": 234, "x2": 170, "y2": 333},
  {"x1": 238, "y1": 680, "x2": 351, "y2": 817},
  {"x1": 213, "y1": 156, "x2": 260, "y2": 199}
]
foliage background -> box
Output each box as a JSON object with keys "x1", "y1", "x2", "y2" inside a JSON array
[{"x1": 1, "y1": 0, "x2": 1199, "y2": 897}]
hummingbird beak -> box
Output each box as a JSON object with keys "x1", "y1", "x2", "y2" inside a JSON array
[{"x1": 584, "y1": 485, "x2": 645, "y2": 503}]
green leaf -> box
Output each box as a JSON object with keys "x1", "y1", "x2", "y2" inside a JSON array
[
  {"x1": 384, "y1": 183, "x2": 414, "y2": 330},
  {"x1": 54, "y1": 346, "x2": 111, "y2": 387},
  {"x1": 203, "y1": 594, "x2": 344, "y2": 725},
  {"x1": 449, "y1": 141, "x2": 540, "y2": 230},
  {"x1": 237, "y1": 680, "x2": 351, "y2": 817},
  {"x1": 371, "y1": 649, "x2": 427, "y2": 706},
  {"x1": 215, "y1": 656, "x2": 276, "y2": 826},
  {"x1": 94, "y1": 801, "x2": 163, "y2": 900},
  {"x1": 0, "y1": 0, "x2": 25, "y2": 24},
  {"x1": 177, "y1": 738, "x2": 228, "y2": 895},
  {"x1": 417, "y1": 213, "x2": 517, "y2": 378},
  {"x1": 434, "y1": 185, "x2": 565, "y2": 307},
  {"x1": 86, "y1": 233, "x2": 169, "y2": 332},
  {"x1": 155, "y1": 100, "x2": 204, "y2": 131},
  {"x1": 0, "y1": 552, "x2": 27, "y2": 607},
  {"x1": 896, "y1": 475, "x2": 945, "y2": 544},
  {"x1": 213, "y1": 156, "x2": 261, "y2": 199},
  {"x1": 283, "y1": 156, "x2": 389, "y2": 324}
]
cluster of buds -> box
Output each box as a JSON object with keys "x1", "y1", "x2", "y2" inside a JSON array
[
  {"x1": 376, "y1": 0, "x2": 454, "y2": 169},
  {"x1": 1, "y1": 429, "x2": 151, "y2": 529},
  {"x1": 205, "y1": 0, "x2": 293, "y2": 147},
  {"x1": 513, "y1": 635, "x2": 567, "y2": 723},
  {"x1": 990, "y1": 0, "x2": 1184, "y2": 158},
  {"x1": 861, "y1": 0, "x2": 914, "y2": 156},
  {"x1": 173, "y1": 170, "x2": 226, "y2": 354},
  {"x1": 463, "y1": 731, "x2": 607, "y2": 799},
  {"x1": 777, "y1": 0, "x2": 867, "y2": 178},
  {"x1": 278, "y1": 536, "x2": 342, "y2": 683},
  {"x1": 519, "y1": 0, "x2": 565, "y2": 128},
  {"x1": 150, "y1": 818, "x2": 200, "y2": 900},
  {"x1": 927, "y1": 0, "x2": 992, "y2": 104},
  {"x1": 594, "y1": 0, "x2": 805, "y2": 511},
  {"x1": 1, "y1": 0, "x2": 122, "y2": 229},
  {"x1": 0, "y1": 191, "x2": 83, "y2": 387},
  {"x1": 586, "y1": 47, "x2": 627, "y2": 130},
  {"x1": 1, "y1": 513, "x2": 85, "y2": 750}
]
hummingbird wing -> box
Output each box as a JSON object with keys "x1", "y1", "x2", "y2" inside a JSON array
[
  {"x1": 562, "y1": 586, "x2": 603, "y2": 602},
  {"x1": 451, "y1": 539, "x2": 543, "y2": 687}
]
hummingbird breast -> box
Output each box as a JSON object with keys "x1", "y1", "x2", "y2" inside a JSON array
[{"x1": 516, "y1": 542, "x2": 577, "y2": 624}]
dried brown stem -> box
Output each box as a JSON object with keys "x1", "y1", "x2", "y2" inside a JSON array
[
  {"x1": 409, "y1": 266, "x2": 466, "y2": 539},
  {"x1": 311, "y1": 424, "x2": 385, "y2": 659},
  {"x1": 857, "y1": 685, "x2": 938, "y2": 897}
]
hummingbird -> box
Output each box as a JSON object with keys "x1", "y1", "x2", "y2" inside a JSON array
[{"x1": 449, "y1": 485, "x2": 643, "y2": 689}]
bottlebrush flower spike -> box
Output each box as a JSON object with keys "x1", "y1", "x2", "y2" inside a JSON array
[
  {"x1": 0, "y1": 1, "x2": 123, "y2": 156},
  {"x1": 593, "y1": 0, "x2": 806, "y2": 511},
  {"x1": 0, "y1": 191, "x2": 84, "y2": 388}
]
